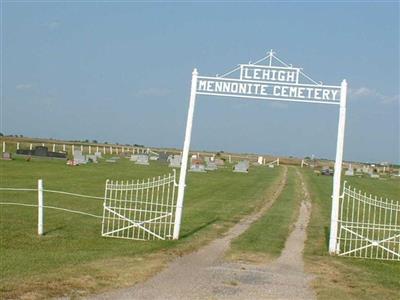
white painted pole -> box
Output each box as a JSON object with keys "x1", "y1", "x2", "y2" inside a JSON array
[
  {"x1": 38, "y1": 179, "x2": 44, "y2": 236},
  {"x1": 42, "y1": 143, "x2": 45, "y2": 147},
  {"x1": 96, "y1": 146, "x2": 99, "y2": 153},
  {"x1": 17, "y1": 142, "x2": 20, "y2": 150},
  {"x1": 173, "y1": 68, "x2": 198, "y2": 240},
  {"x1": 277, "y1": 158, "x2": 280, "y2": 166},
  {"x1": 103, "y1": 146, "x2": 106, "y2": 154},
  {"x1": 63, "y1": 144, "x2": 66, "y2": 151},
  {"x1": 30, "y1": 143, "x2": 33, "y2": 150},
  {"x1": 329, "y1": 79, "x2": 347, "y2": 254},
  {"x1": 2, "y1": 141, "x2": 5, "y2": 152},
  {"x1": 72, "y1": 145, "x2": 75, "y2": 153},
  {"x1": 52, "y1": 144, "x2": 55, "y2": 152},
  {"x1": 80, "y1": 145, "x2": 83, "y2": 152},
  {"x1": 89, "y1": 145, "x2": 91, "y2": 154},
  {"x1": 116, "y1": 148, "x2": 119, "y2": 155},
  {"x1": 110, "y1": 146, "x2": 112, "y2": 154}
]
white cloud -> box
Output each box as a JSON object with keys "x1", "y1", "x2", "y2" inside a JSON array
[
  {"x1": 136, "y1": 88, "x2": 171, "y2": 97},
  {"x1": 16, "y1": 83, "x2": 33, "y2": 90},
  {"x1": 349, "y1": 87, "x2": 399, "y2": 104}
]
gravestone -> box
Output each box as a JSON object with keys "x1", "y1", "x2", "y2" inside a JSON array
[
  {"x1": 135, "y1": 154, "x2": 149, "y2": 165},
  {"x1": 268, "y1": 164, "x2": 275, "y2": 168},
  {"x1": 233, "y1": 160, "x2": 249, "y2": 173},
  {"x1": 205, "y1": 158, "x2": 218, "y2": 171},
  {"x1": 190, "y1": 161, "x2": 206, "y2": 172},
  {"x1": 158, "y1": 152, "x2": 169, "y2": 162},
  {"x1": 130, "y1": 154, "x2": 139, "y2": 161},
  {"x1": 2, "y1": 152, "x2": 12, "y2": 160},
  {"x1": 345, "y1": 164, "x2": 354, "y2": 176},
  {"x1": 34, "y1": 146, "x2": 48, "y2": 157},
  {"x1": 73, "y1": 150, "x2": 87, "y2": 165},
  {"x1": 169, "y1": 155, "x2": 182, "y2": 168}
]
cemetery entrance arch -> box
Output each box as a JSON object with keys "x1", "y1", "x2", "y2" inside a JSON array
[{"x1": 173, "y1": 50, "x2": 347, "y2": 255}]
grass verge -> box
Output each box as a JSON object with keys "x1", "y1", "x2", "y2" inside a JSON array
[
  {"x1": 301, "y1": 169, "x2": 400, "y2": 300},
  {"x1": 227, "y1": 166, "x2": 302, "y2": 263}
]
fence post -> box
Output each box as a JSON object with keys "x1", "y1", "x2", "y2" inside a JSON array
[
  {"x1": 52, "y1": 144, "x2": 56, "y2": 152},
  {"x1": 17, "y1": 142, "x2": 20, "y2": 150},
  {"x1": 2, "y1": 141, "x2": 5, "y2": 153},
  {"x1": 38, "y1": 179, "x2": 44, "y2": 236}
]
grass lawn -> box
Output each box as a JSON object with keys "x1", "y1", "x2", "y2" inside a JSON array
[
  {"x1": 302, "y1": 169, "x2": 400, "y2": 300},
  {"x1": 0, "y1": 156, "x2": 283, "y2": 299},
  {"x1": 228, "y1": 166, "x2": 302, "y2": 262}
]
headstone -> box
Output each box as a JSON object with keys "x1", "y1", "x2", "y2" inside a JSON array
[
  {"x1": 169, "y1": 155, "x2": 182, "y2": 168},
  {"x1": 345, "y1": 164, "x2": 354, "y2": 176},
  {"x1": 130, "y1": 154, "x2": 139, "y2": 161},
  {"x1": 73, "y1": 150, "x2": 87, "y2": 165},
  {"x1": 190, "y1": 161, "x2": 206, "y2": 172},
  {"x1": 233, "y1": 160, "x2": 249, "y2": 173},
  {"x1": 268, "y1": 164, "x2": 275, "y2": 168},
  {"x1": 158, "y1": 152, "x2": 169, "y2": 162},
  {"x1": 34, "y1": 146, "x2": 48, "y2": 157},
  {"x1": 2, "y1": 152, "x2": 12, "y2": 160},
  {"x1": 135, "y1": 154, "x2": 149, "y2": 165},
  {"x1": 205, "y1": 160, "x2": 217, "y2": 171}
]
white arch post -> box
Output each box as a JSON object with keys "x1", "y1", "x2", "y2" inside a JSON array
[
  {"x1": 173, "y1": 68, "x2": 198, "y2": 240},
  {"x1": 329, "y1": 79, "x2": 347, "y2": 254}
]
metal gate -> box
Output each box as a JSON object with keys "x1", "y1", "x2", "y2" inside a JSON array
[
  {"x1": 337, "y1": 182, "x2": 400, "y2": 260},
  {"x1": 102, "y1": 171, "x2": 178, "y2": 240}
]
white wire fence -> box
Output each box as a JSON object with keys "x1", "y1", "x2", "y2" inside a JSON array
[
  {"x1": 337, "y1": 182, "x2": 400, "y2": 260},
  {"x1": 0, "y1": 171, "x2": 178, "y2": 241}
]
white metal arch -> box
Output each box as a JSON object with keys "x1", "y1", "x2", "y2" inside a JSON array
[{"x1": 173, "y1": 50, "x2": 347, "y2": 255}]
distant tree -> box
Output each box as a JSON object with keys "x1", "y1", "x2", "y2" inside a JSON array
[
  {"x1": 104, "y1": 141, "x2": 108, "y2": 144},
  {"x1": 116, "y1": 142, "x2": 119, "y2": 145},
  {"x1": 92, "y1": 140, "x2": 98, "y2": 144},
  {"x1": 84, "y1": 139, "x2": 89, "y2": 143},
  {"x1": 19, "y1": 134, "x2": 24, "y2": 138},
  {"x1": 0, "y1": 133, "x2": 3, "y2": 136}
]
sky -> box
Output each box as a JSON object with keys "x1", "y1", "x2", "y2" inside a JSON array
[{"x1": 2, "y1": 1, "x2": 399, "y2": 164}]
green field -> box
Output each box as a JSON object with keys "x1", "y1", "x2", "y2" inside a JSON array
[
  {"x1": 0, "y1": 156, "x2": 282, "y2": 299},
  {"x1": 1, "y1": 155, "x2": 399, "y2": 299}
]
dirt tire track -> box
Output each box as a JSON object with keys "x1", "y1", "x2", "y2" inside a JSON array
[{"x1": 90, "y1": 166, "x2": 314, "y2": 299}]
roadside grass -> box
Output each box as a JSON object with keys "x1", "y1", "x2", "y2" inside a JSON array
[
  {"x1": 301, "y1": 169, "x2": 400, "y2": 300},
  {"x1": 227, "y1": 166, "x2": 302, "y2": 263},
  {"x1": 0, "y1": 157, "x2": 283, "y2": 299}
]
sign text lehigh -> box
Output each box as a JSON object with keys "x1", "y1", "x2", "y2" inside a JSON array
[{"x1": 197, "y1": 64, "x2": 341, "y2": 104}]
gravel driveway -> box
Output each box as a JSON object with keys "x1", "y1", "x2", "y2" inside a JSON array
[{"x1": 90, "y1": 167, "x2": 315, "y2": 300}]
